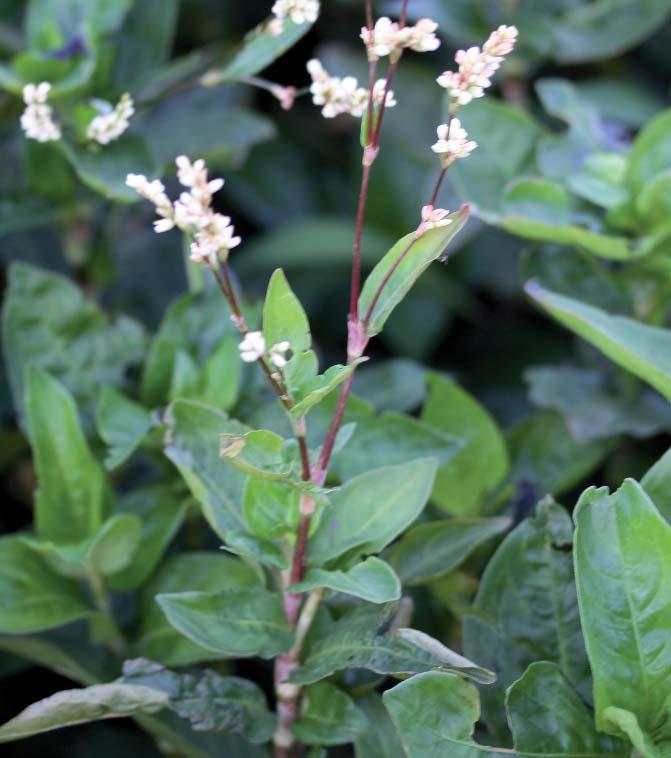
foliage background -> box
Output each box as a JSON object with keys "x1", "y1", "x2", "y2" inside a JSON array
[{"x1": 1, "y1": 0, "x2": 671, "y2": 754}]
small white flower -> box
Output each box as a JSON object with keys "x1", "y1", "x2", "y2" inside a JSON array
[
  {"x1": 87, "y1": 93, "x2": 134, "y2": 144},
  {"x1": 20, "y1": 82, "x2": 61, "y2": 142},
  {"x1": 271, "y1": 0, "x2": 319, "y2": 25},
  {"x1": 271, "y1": 85, "x2": 297, "y2": 110},
  {"x1": 403, "y1": 18, "x2": 441, "y2": 53},
  {"x1": 307, "y1": 59, "x2": 395, "y2": 119},
  {"x1": 431, "y1": 118, "x2": 478, "y2": 165},
  {"x1": 269, "y1": 340, "x2": 291, "y2": 368},
  {"x1": 483, "y1": 25, "x2": 518, "y2": 57},
  {"x1": 418, "y1": 205, "x2": 453, "y2": 236},
  {"x1": 239, "y1": 331, "x2": 266, "y2": 363},
  {"x1": 361, "y1": 16, "x2": 440, "y2": 60}
]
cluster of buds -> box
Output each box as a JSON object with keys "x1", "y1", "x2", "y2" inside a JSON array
[
  {"x1": 431, "y1": 118, "x2": 478, "y2": 167},
  {"x1": 416, "y1": 205, "x2": 452, "y2": 237},
  {"x1": 239, "y1": 331, "x2": 291, "y2": 369},
  {"x1": 126, "y1": 156, "x2": 241, "y2": 266},
  {"x1": 87, "y1": 93, "x2": 134, "y2": 145},
  {"x1": 269, "y1": 0, "x2": 319, "y2": 35},
  {"x1": 361, "y1": 17, "x2": 441, "y2": 61},
  {"x1": 307, "y1": 59, "x2": 396, "y2": 119},
  {"x1": 437, "y1": 25, "x2": 518, "y2": 107},
  {"x1": 20, "y1": 83, "x2": 61, "y2": 143}
]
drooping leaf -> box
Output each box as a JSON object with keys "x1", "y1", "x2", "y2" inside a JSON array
[
  {"x1": 96, "y1": 386, "x2": 153, "y2": 470},
  {"x1": 385, "y1": 517, "x2": 511, "y2": 585},
  {"x1": 156, "y1": 589, "x2": 292, "y2": 659},
  {"x1": 293, "y1": 682, "x2": 368, "y2": 746},
  {"x1": 574, "y1": 480, "x2": 671, "y2": 742},
  {"x1": 420, "y1": 373, "x2": 509, "y2": 516},
  {"x1": 0, "y1": 683, "x2": 167, "y2": 744},
  {"x1": 308, "y1": 458, "x2": 438, "y2": 566},
  {"x1": 27, "y1": 367, "x2": 114, "y2": 543},
  {"x1": 289, "y1": 557, "x2": 401, "y2": 603}
]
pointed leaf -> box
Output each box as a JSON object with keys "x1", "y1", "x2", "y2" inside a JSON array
[
  {"x1": 96, "y1": 386, "x2": 153, "y2": 470},
  {"x1": 263, "y1": 268, "x2": 311, "y2": 354},
  {"x1": 289, "y1": 557, "x2": 401, "y2": 603}
]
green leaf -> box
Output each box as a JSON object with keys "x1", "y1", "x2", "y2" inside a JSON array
[
  {"x1": 635, "y1": 170, "x2": 671, "y2": 231},
  {"x1": 0, "y1": 536, "x2": 91, "y2": 634},
  {"x1": 96, "y1": 386, "x2": 153, "y2": 470},
  {"x1": 164, "y1": 399, "x2": 249, "y2": 538},
  {"x1": 354, "y1": 692, "x2": 405, "y2": 758},
  {"x1": 156, "y1": 589, "x2": 292, "y2": 659},
  {"x1": 506, "y1": 662, "x2": 627, "y2": 757},
  {"x1": 219, "y1": 428, "x2": 294, "y2": 481},
  {"x1": 221, "y1": 530, "x2": 289, "y2": 570},
  {"x1": 293, "y1": 682, "x2": 367, "y2": 746},
  {"x1": 27, "y1": 367, "x2": 114, "y2": 543},
  {"x1": 26, "y1": 0, "x2": 131, "y2": 47},
  {"x1": 332, "y1": 410, "x2": 463, "y2": 482},
  {"x1": 574, "y1": 479, "x2": 671, "y2": 741},
  {"x1": 195, "y1": 335, "x2": 241, "y2": 412},
  {"x1": 122, "y1": 659, "x2": 275, "y2": 744},
  {"x1": 133, "y1": 552, "x2": 261, "y2": 666},
  {"x1": 288, "y1": 358, "x2": 364, "y2": 419},
  {"x1": 263, "y1": 268, "x2": 311, "y2": 354},
  {"x1": 359, "y1": 207, "x2": 469, "y2": 337},
  {"x1": 290, "y1": 604, "x2": 493, "y2": 686},
  {"x1": 627, "y1": 110, "x2": 671, "y2": 196},
  {"x1": 308, "y1": 458, "x2": 438, "y2": 566},
  {"x1": 2, "y1": 263, "x2": 146, "y2": 425},
  {"x1": 289, "y1": 557, "x2": 401, "y2": 603},
  {"x1": 352, "y1": 359, "x2": 427, "y2": 413},
  {"x1": 641, "y1": 447, "x2": 671, "y2": 523},
  {"x1": 526, "y1": 282, "x2": 671, "y2": 403},
  {"x1": 420, "y1": 373, "x2": 508, "y2": 516},
  {"x1": 0, "y1": 683, "x2": 166, "y2": 744},
  {"x1": 243, "y1": 478, "x2": 299, "y2": 540},
  {"x1": 463, "y1": 501, "x2": 590, "y2": 740},
  {"x1": 385, "y1": 517, "x2": 511, "y2": 585},
  {"x1": 383, "y1": 672, "x2": 482, "y2": 758},
  {"x1": 108, "y1": 486, "x2": 187, "y2": 591}
]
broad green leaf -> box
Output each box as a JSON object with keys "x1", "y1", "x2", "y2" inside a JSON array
[
  {"x1": 108, "y1": 486, "x2": 187, "y2": 591},
  {"x1": 359, "y1": 206, "x2": 469, "y2": 336},
  {"x1": 293, "y1": 682, "x2": 367, "y2": 746},
  {"x1": 157, "y1": 589, "x2": 292, "y2": 659},
  {"x1": 352, "y1": 358, "x2": 427, "y2": 413},
  {"x1": 385, "y1": 517, "x2": 511, "y2": 585},
  {"x1": 289, "y1": 557, "x2": 401, "y2": 603},
  {"x1": 308, "y1": 458, "x2": 438, "y2": 565},
  {"x1": 0, "y1": 536, "x2": 91, "y2": 634},
  {"x1": 383, "y1": 672, "x2": 483, "y2": 758},
  {"x1": 289, "y1": 359, "x2": 364, "y2": 419},
  {"x1": 96, "y1": 386, "x2": 153, "y2": 470},
  {"x1": 263, "y1": 268, "x2": 311, "y2": 354},
  {"x1": 641, "y1": 447, "x2": 671, "y2": 523},
  {"x1": 219, "y1": 429, "x2": 295, "y2": 481},
  {"x1": 332, "y1": 410, "x2": 463, "y2": 482},
  {"x1": 221, "y1": 530, "x2": 289, "y2": 570},
  {"x1": 506, "y1": 662, "x2": 627, "y2": 757},
  {"x1": 27, "y1": 367, "x2": 113, "y2": 543},
  {"x1": 420, "y1": 373, "x2": 508, "y2": 516},
  {"x1": 463, "y1": 502, "x2": 590, "y2": 740},
  {"x1": 133, "y1": 552, "x2": 261, "y2": 666},
  {"x1": 123, "y1": 659, "x2": 275, "y2": 744},
  {"x1": 574, "y1": 480, "x2": 671, "y2": 741},
  {"x1": 504, "y1": 176, "x2": 572, "y2": 225},
  {"x1": 290, "y1": 604, "x2": 493, "y2": 686},
  {"x1": 507, "y1": 410, "x2": 613, "y2": 496},
  {"x1": 354, "y1": 692, "x2": 405, "y2": 758},
  {"x1": 243, "y1": 478, "x2": 299, "y2": 540},
  {"x1": 526, "y1": 282, "x2": 671, "y2": 403},
  {"x1": 0, "y1": 683, "x2": 166, "y2": 744},
  {"x1": 2, "y1": 263, "x2": 146, "y2": 425},
  {"x1": 164, "y1": 399, "x2": 249, "y2": 538}
]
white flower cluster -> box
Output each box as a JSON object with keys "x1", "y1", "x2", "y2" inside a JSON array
[
  {"x1": 307, "y1": 59, "x2": 396, "y2": 119},
  {"x1": 361, "y1": 17, "x2": 440, "y2": 61},
  {"x1": 126, "y1": 156, "x2": 241, "y2": 266},
  {"x1": 20, "y1": 82, "x2": 61, "y2": 143},
  {"x1": 87, "y1": 93, "x2": 134, "y2": 145},
  {"x1": 269, "y1": 0, "x2": 319, "y2": 35},
  {"x1": 437, "y1": 25, "x2": 518, "y2": 106},
  {"x1": 239, "y1": 331, "x2": 290, "y2": 368},
  {"x1": 431, "y1": 118, "x2": 478, "y2": 166}
]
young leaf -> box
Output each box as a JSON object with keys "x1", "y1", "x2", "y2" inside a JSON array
[
  {"x1": 463, "y1": 501, "x2": 590, "y2": 740},
  {"x1": 506, "y1": 662, "x2": 627, "y2": 757},
  {"x1": 289, "y1": 359, "x2": 364, "y2": 419},
  {"x1": 289, "y1": 557, "x2": 401, "y2": 603},
  {"x1": 574, "y1": 480, "x2": 671, "y2": 742},
  {"x1": 27, "y1": 367, "x2": 114, "y2": 543},
  {"x1": 626, "y1": 109, "x2": 671, "y2": 195},
  {"x1": 292, "y1": 682, "x2": 368, "y2": 746},
  {"x1": 307, "y1": 458, "x2": 439, "y2": 566},
  {"x1": 0, "y1": 536, "x2": 91, "y2": 634},
  {"x1": 526, "y1": 281, "x2": 671, "y2": 403},
  {"x1": 359, "y1": 206, "x2": 469, "y2": 337},
  {"x1": 96, "y1": 386, "x2": 153, "y2": 470},
  {"x1": 219, "y1": 429, "x2": 295, "y2": 481},
  {"x1": 0, "y1": 684, "x2": 167, "y2": 744},
  {"x1": 385, "y1": 517, "x2": 511, "y2": 585},
  {"x1": 420, "y1": 373, "x2": 508, "y2": 516},
  {"x1": 156, "y1": 589, "x2": 293, "y2": 658},
  {"x1": 243, "y1": 478, "x2": 300, "y2": 540},
  {"x1": 123, "y1": 659, "x2": 275, "y2": 744},
  {"x1": 263, "y1": 268, "x2": 311, "y2": 354},
  {"x1": 133, "y1": 552, "x2": 261, "y2": 666}
]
